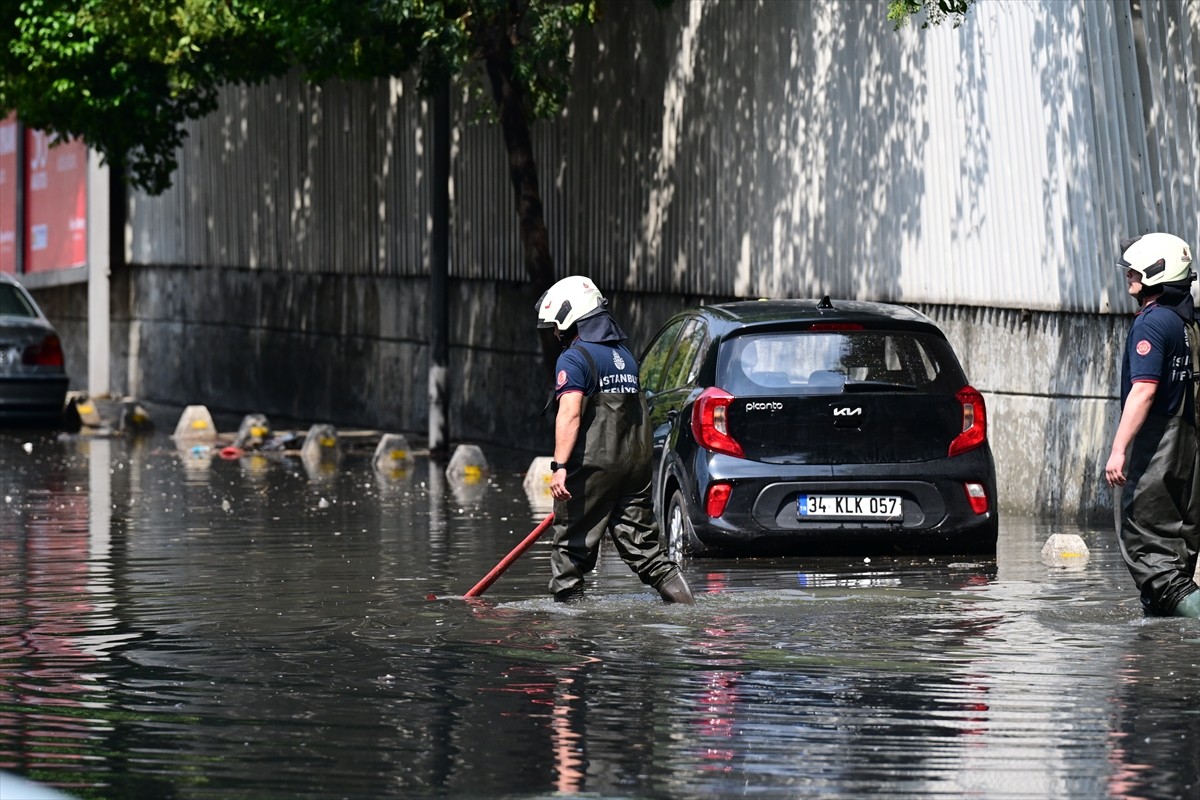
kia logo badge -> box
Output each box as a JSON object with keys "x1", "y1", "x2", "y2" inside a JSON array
[{"x1": 833, "y1": 407, "x2": 862, "y2": 417}]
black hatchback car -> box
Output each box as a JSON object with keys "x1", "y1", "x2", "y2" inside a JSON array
[{"x1": 640, "y1": 297, "x2": 998, "y2": 558}]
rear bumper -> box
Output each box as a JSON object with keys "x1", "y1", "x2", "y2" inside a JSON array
[
  {"x1": 684, "y1": 452, "x2": 999, "y2": 554},
  {"x1": 0, "y1": 375, "x2": 69, "y2": 419},
  {"x1": 694, "y1": 506, "x2": 999, "y2": 555}
]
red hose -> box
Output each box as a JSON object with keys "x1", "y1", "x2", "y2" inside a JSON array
[{"x1": 463, "y1": 513, "x2": 555, "y2": 598}]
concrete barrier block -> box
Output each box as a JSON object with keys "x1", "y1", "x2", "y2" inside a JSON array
[
  {"x1": 173, "y1": 405, "x2": 217, "y2": 442},
  {"x1": 374, "y1": 433, "x2": 415, "y2": 482},
  {"x1": 301, "y1": 423, "x2": 340, "y2": 462},
  {"x1": 374, "y1": 433, "x2": 414, "y2": 468},
  {"x1": 523, "y1": 456, "x2": 555, "y2": 514},
  {"x1": 235, "y1": 414, "x2": 272, "y2": 448},
  {"x1": 1040, "y1": 532, "x2": 1090, "y2": 570},
  {"x1": 446, "y1": 444, "x2": 489, "y2": 481},
  {"x1": 119, "y1": 400, "x2": 154, "y2": 433}
]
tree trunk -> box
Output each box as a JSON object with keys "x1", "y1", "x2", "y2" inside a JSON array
[{"x1": 481, "y1": 24, "x2": 560, "y2": 379}]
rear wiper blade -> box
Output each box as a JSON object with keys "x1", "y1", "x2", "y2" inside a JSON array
[{"x1": 841, "y1": 381, "x2": 919, "y2": 392}]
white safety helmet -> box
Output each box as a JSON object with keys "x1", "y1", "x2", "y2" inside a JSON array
[
  {"x1": 535, "y1": 276, "x2": 607, "y2": 331},
  {"x1": 1118, "y1": 232, "x2": 1194, "y2": 287}
]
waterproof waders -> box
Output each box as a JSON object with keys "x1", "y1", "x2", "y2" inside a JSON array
[
  {"x1": 1119, "y1": 413, "x2": 1200, "y2": 616},
  {"x1": 549, "y1": 391, "x2": 692, "y2": 604}
]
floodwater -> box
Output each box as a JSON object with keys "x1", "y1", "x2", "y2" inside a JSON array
[{"x1": 1, "y1": 425, "x2": 1197, "y2": 800}]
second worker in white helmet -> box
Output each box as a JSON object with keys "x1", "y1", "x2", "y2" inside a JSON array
[
  {"x1": 1104, "y1": 232, "x2": 1200, "y2": 618},
  {"x1": 535, "y1": 276, "x2": 695, "y2": 604}
]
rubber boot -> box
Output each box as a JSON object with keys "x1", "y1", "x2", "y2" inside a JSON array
[
  {"x1": 1171, "y1": 590, "x2": 1200, "y2": 618},
  {"x1": 656, "y1": 572, "x2": 696, "y2": 605},
  {"x1": 554, "y1": 585, "x2": 585, "y2": 604}
]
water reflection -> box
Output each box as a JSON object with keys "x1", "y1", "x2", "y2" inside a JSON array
[
  {"x1": 0, "y1": 430, "x2": 1197, "y2": 799},
  {"x1": 1, "y1": 436, "x2": 130, "y2": 793}
]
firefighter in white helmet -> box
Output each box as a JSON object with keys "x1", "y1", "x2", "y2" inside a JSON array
[
  {"x1": 535, "y1": 276, "x2": 694, "y2": 604},
  {"x1": 1105, "y1": 232, "x2": 1200, "y2": 618}
]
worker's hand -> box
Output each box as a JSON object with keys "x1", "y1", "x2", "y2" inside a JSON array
[
  {"x1": 550, "y1": 468, "x2": 571, "y2": 500},
  {"x1": 1105, "y1": 451, "x2": 1126, "y2": 487}
]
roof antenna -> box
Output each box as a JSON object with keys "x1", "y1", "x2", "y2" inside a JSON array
[{"x1": 817, "y1": 295, "x2": 833, "y2": 309}]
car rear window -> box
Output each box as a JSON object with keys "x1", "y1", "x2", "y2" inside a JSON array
[
  {"x1": 0, "y1": 284, "x2": 39, "y2": 317},
  {"x1": 717, "y1": 330, "x2": 966, "y2": 396}
]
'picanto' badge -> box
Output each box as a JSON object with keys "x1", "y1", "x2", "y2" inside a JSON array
[{"x1": 1136, "y1": 339, "x2": 1152, "y2": 356}]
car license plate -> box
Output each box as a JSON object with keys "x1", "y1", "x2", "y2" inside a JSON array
[{"x1": 797, "y1": 495, "x2": 901, "y2": 519}]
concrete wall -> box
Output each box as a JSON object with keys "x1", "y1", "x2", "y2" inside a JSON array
[
  {"x1": 928, "y1": 305, "x2": 1124, "y2": 525},
  {"x1": 26, "y1": 268, "x2": 1124, "y2": 526}
]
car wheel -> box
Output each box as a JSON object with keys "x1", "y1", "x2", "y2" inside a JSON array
[{"x1": 666, "y1": 489, "x2": 700, "y2": 563}]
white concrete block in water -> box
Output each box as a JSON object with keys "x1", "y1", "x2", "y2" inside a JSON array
[
  {"x1": 235, "y1": 414, "x2": 272, "y2": 448},
  {"x1": 372, "y1": 434, "x2": 415, "y2": 472},
  {"x1": 119, "y1": 400, "x2": 154, "y2": 433},
  {"x1": 69, "y1": 394, "x2": 103, "y2": 428},
  {"x1": 523, "y1": 457, "x2": 555, "y2": 513},
  {"x1": 446, "y1": 445, "x2": 489, "y2": 505},
  {"x1": 1040, "y1": 533, "x2": 1090, "y2": 569},
  {"x1": 373, "y1": 433, "x2": 415, "y2": 480},
  {"x1": 173, "y1": 405, "x2": 217, "y2": 442},
  {"x1": 523, "y1": 457, "x2": 554, "y2": 493},
  {"x1": 301, "y1": 424, "x2": 341, "y2": 482},
  {"x1": 446, "y1": 444, "x2": 489, "y2": 481}
]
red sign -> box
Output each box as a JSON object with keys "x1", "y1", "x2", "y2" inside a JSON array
[
  {"x1": 24, "y1": 128, "x2": 87, "y2": 273},
  {"x1": 0, "y1": 114, "x2": 16, "y2": 273}
]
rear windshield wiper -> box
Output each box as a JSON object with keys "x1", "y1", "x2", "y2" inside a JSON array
[{"x1": 841, "y1": 381, "x2": 919, "y2": 392}]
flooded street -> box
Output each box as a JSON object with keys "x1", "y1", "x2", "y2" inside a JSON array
[{"x1": 1, "y1": 425, "x2": 1197, "y2": 800}]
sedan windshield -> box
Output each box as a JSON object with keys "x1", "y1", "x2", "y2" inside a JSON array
[{"x1": 717, "y1": 330, "x2": 966, "y2": 396}]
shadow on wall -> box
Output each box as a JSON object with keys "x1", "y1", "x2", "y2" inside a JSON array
[{"x1": 562, "y1": 1, "x2": 925, "y2": 303}]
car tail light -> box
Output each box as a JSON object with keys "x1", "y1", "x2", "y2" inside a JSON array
[
  {"x1": 948, "y1": 385, "x2": 987, "y2": 456},
  {"x1": 964, "y1": 482, "x2": 989, "y2": 514},
  {"x1": 23, "y1": 334, "x2": 64, "y2": 367},
  {"x1": 705, "y1": 482, "x2": 733, "y2": 517},
  {"x1": 691, "y1": 387, "x2": 744, "y2": 458}
]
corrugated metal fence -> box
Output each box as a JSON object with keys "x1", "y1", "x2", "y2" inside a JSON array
[{"x1": 128, "y1": 0, "x2": 1198, "y2": 309}]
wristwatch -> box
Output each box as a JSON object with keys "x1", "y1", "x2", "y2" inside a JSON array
[{"x1": 550, "y1": 461, "x2": 565, "y2": 472}]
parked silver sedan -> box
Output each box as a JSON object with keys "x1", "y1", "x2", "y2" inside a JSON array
[{"x1": 0, "y1": 273, "x2": 68, "y2": 425}]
